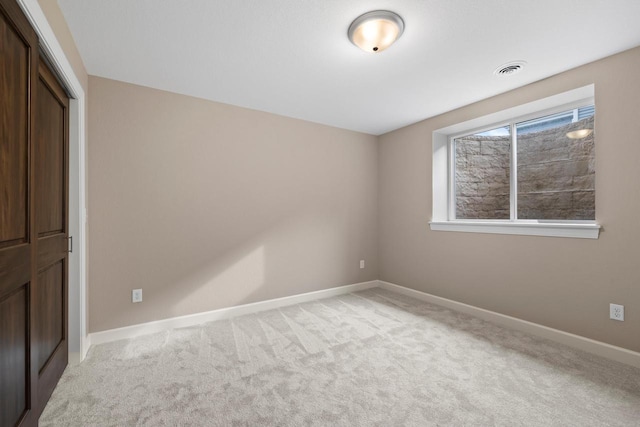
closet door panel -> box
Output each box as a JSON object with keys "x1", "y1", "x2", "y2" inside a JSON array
[
  {"x1": 0, "y1": 285, "x2": 29, "y2": 427},
  {"x1": 0, "y1": 0, "x2": 38, "y2": 424},
  {"x1": 0, "y1": 8, "x2": 29, "y2": 248},
  {"x1": 35, "y1": 262, "x2": 64, "y2": 372},
  {"x1": 33, "y1": 58, "x2": 70, "y2": 417}
]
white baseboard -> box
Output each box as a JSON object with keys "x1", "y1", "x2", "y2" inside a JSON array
[
  {"x1": 85, "y1": 278, "x2": 640, "y2": 370},
  {"x1": 378, "y1": 280, "x2": 640, "y2": 369},
  {"x1": 88, "y1": 280, "x2": 378, "y2": 346}
]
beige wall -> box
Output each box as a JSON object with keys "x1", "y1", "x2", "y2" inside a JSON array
[
  {"x1": 38, "y1": 0, "x2": 88, "y2": 92},
  {"x1": 88, "y1": 77, "x2": 378, "y2": 332},
  {"x1": 379, "y1": 46, "x2": 640, "y2": 353}
]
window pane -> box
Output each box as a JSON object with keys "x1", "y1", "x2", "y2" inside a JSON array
[
  {"x1": 455, "y1": 126, "x2": 510, "y2": 219},
  {"x1": 517, "y1": 107, "x2": 595, "y2": 220}
]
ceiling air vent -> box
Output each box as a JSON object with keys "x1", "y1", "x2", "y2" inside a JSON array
[{"x1": 494, "y1": 61, "x2": 527, "y2": 76}]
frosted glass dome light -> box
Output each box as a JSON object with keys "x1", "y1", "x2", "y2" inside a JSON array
[{"x1": 348, "y1": 11, "x2": 404, "y2": 53}]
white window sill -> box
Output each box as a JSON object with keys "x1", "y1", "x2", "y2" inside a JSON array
[{"x1": 429, "y1": 221, "x2": 600, "y2": 239}]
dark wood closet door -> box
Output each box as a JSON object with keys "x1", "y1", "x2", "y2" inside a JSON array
[
  {"x1": 1, "y1": 0, "x2": 70, "y2": 425},
  {"x1": 33, "y1": 59, "x2": 69, "y2": 419},
  {"x1": 0, "y1": 0, "x2": 39, "y2": 425}
]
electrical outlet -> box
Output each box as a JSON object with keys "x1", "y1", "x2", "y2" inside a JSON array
[
  {"x1": 360, "y1": 260, "x2": 365, "y2": 269},
  {"x1": 609, "y1": 303, "x2": 624, "y2": 321},
  {"x1": 132, "y1": 289, "x2": 143, "y2": 303}
]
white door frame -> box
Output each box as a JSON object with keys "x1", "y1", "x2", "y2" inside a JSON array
[{"x1": 18, "y1": 0, "x2": 89, "y2": 362}]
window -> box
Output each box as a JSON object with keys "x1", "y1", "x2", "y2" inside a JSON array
[{"x1": 431, "y1": 85, "x2": 600, "y2": 239}]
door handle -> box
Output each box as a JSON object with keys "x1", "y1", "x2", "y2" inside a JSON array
[{"x1": 68, "y1": 236, "x2": 73, "y2": 253}]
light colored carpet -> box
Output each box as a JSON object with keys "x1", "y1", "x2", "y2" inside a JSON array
[{"x1": 41, "y1": 288, "x2": 640, "y2": 426}]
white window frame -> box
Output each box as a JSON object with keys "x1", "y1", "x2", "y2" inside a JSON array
[{"x1": 430, "y1": 85, "x2": 600, "y2": 239}]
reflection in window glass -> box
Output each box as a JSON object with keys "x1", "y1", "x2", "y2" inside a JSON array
[{"x1": 517, "y1": 107, "x2": 595, "y2": 220}]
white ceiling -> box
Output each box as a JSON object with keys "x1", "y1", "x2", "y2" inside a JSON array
[{"x1": 58, "y1": 0, "x2": 640, "y2": 135}]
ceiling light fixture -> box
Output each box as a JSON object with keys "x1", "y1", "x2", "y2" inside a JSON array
[
  {"x1": 348, "y1": 10, "x2": 404, "y2": 53},
  {"x1": 566, "y1": 129, "x2": 593, "y2": 139}
]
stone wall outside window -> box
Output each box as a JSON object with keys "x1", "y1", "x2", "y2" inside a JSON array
[{"x1": 455, "y1": 116, "x2": 595, "y2": 220}]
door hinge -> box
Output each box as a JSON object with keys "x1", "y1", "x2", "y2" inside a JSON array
[{"x1": 68, "y1": 236, "x2": 73, "y2": 253}]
